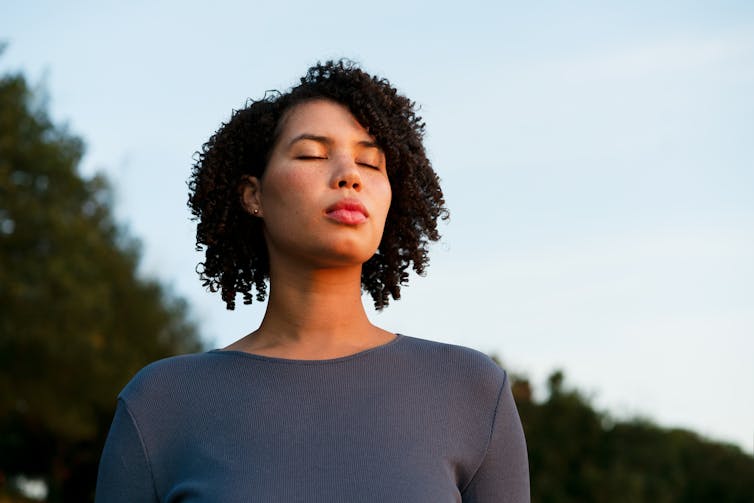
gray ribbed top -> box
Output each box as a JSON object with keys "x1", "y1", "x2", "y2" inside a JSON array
[{"x1": 95, "y1": 334, "x2": 529, "y2": 502}]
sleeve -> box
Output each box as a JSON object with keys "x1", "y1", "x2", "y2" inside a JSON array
[
  {"x1": 95, "y1": 398, "x2": 160, "y2": 503},
  {"x1": 461, "y1": 373, "x2": 531, "y2": 503}
]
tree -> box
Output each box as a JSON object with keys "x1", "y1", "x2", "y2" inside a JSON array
[
  {"x1": 507, "y1": 369, "x2": 754, "y2": 502},
  {"x1": 0, "y1": 65, "x2": 203, "y2": 501}
]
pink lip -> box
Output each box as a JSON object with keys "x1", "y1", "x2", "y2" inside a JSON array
[{"x1": 325, "y1": 198, "x2": 369, "y2": 225}]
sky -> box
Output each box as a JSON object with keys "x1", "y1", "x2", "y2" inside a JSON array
[{"x1": 3, "y1": 1, "x2": 753, "y2": 453}]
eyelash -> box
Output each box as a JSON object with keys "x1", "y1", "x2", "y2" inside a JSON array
[{"x1": 296, "y1": 156, "x2": 380, "y2": 170}]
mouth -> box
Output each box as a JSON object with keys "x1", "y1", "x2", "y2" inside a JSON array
[{"x1": 325, "y1": 198, "x2": 369, "y2": 225}]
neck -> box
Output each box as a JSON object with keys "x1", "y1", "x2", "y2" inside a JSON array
[
  {"x1": 264, "y1": 261, "x2": 371, "y2": 340},
  {"x1": 229, "y1": 257, "x2": 392, "y2": 358}
]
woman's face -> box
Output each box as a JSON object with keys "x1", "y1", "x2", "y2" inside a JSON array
[{"x1": 243, "y1": 99, "x2": 392, "y2": 269}]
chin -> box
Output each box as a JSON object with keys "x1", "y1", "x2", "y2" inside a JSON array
[{"x1": 311, "y1": 241, "x2": 379, "y2": 268}]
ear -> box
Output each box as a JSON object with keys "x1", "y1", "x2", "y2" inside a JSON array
[{"x1": 239, "y1": 175, "x2": 263, "y2": 217}]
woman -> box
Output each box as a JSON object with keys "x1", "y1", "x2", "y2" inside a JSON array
[{"x1": 95, "y1": 60, "x2": 529, "y2": 502}]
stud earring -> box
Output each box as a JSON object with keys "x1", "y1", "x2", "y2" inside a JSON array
[{"x1": 253, "y1": 208, "x2": 259, "y2": 215}]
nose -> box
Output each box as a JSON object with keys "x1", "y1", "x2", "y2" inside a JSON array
[{"x1": 331, "y1": 155, "x2": 361, "y2": 191}]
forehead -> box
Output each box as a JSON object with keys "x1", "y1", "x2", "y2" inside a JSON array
[{"x1": 276, "y1": 99, "x2": 374, "y2": 142}]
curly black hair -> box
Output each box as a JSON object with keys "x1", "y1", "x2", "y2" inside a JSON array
[{"x1": 188, "y1": 59, "x2": 447, "y2": 310}]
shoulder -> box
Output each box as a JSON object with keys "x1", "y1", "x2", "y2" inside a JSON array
[
  {"x1": 397, "y1": 334, "x2": 507, "y2": 378},
  {"x1": 118, "y1": 351, "x2": 225, "y2": 406},
  {"x1": 395, "y1": 335, "x2": 509, "y2": 400},
  {"x1": 393, "y1": 336, "x2": 519, "y2": 476}
]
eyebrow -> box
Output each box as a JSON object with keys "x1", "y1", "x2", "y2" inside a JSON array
[{"x1": 287, "y1": 133, "x2": 382, "y2": 151}]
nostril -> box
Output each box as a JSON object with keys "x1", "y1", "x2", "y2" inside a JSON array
[{"x1": 338, "y1": 180, "x2": 347, "y2": 188}]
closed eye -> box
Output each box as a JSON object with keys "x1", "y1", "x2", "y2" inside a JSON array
[
  {"x1": 296, "y1": 155, "x2": 327, "y2": 160},
  {"x1": 358, "y1": 162, "x2": 380, "y2": 170}
]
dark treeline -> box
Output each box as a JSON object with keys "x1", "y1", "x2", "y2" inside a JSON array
[
  {"x1": 0, "y1": 58, "x2": 203, "y2": 501},
  {"x1": 2, "y1": 63, "x2": 753, "y2": 503},
  {"x1": 507, "y1": 368, "x2": 754, "y2": 502}
]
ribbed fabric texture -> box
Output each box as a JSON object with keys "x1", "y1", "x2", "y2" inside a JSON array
[{"x1": 95, "y1": 334, "x2": 530, "y2": 502}]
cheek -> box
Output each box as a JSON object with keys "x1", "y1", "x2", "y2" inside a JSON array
[
  {"x1": 377, "y1": 180, "x2": 392, "y2": 220},
  {"x1": 263, "y1": 168, "x2": 316, "y2": 214},
  {"x1": 368, "y1": 180, "x2": 392, "y2": 240}
]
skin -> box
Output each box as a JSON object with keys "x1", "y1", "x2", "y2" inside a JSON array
[{"x1": 225, "y1": 99, "x2": 395, "y2": 359}]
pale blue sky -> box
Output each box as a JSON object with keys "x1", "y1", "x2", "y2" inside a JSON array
[{"x1": 3, "y1": 1, "x2": 753, "y2": 452}]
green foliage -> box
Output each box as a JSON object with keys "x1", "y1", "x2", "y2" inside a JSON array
[
  {"x1": 510, "y1": 371, "x2": 754, "y2": 503},
  {"x1": 0, "y1": 69, "x2": 203, "y2": 501}
]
